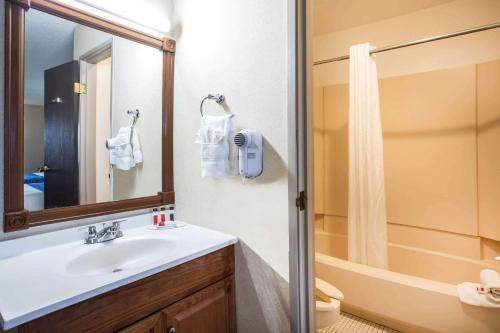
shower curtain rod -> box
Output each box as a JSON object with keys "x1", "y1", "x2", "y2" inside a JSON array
[{"x1": 314, "y1": 21, "x2": 500, "y2": 66}]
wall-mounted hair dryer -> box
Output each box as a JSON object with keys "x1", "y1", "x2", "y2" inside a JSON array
[{"x1": 234, "y1": 129, "x2": 263, "y2": 178}]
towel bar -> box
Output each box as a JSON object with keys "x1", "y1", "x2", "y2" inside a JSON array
[{"x1": 200, "y1": 94, "x2": 225, "y2": 117}]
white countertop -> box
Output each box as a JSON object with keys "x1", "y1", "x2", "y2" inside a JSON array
[{"x1": 0, "y1": 215, "x2": 238, "y2": 329}]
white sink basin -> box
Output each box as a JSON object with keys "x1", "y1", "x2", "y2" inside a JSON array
[{"x1": 65, "y1": 238, "x2": 176, "y2": 276}]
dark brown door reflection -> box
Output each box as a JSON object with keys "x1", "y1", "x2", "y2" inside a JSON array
[{"x1": 44, "y1": 60, "x2": 80, "y2": 209}]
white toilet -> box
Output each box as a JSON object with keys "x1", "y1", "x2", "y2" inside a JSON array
[{"x1": 315, "y1": 278, "x2": 344, "y2": 329}]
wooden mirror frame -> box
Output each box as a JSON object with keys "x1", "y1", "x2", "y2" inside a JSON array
[{"x1": 4, "y1": 0, "x2": 175, "y2": 232}]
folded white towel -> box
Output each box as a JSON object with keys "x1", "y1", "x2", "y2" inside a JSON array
[
  {"x1": 480, "y1": 269, "x2": 500, "y2": 302},
  {"x1": 195, "y1": 115, "x2": 234, "y2": 178},
  {"x1": 107, "y1": 126, "x2": 142, "y2": 171},
  {"x1": 457, "y1": 282, "x2": 500, "y2": 308}
]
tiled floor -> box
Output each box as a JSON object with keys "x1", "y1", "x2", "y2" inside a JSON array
[{"x1": 318, "y1": 312, "x2": 401, "y2": 333}]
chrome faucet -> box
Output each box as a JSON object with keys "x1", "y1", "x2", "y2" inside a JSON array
[{"x1": 85, "y1": 221, "x2": 124, "y2": 244}]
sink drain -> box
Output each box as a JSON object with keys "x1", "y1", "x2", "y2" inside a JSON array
[{"x1": 112, "y1": 268, "x2": 123, "y2": 273}]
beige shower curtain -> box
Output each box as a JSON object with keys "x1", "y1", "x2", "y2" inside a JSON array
[{"x1": 348, "y1": 43, "x2": 388, "y2": 269}]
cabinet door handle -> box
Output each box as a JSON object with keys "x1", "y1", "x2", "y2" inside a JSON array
[{"x1": 167, "y1": 327, "x2": 176, "y2": 333}]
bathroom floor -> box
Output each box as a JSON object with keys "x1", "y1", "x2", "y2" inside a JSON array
[{"x1": 319, "y1": 312, "x2": 401, "y2": 333}]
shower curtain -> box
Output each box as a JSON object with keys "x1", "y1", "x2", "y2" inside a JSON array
[{"x1": 348, "y1": 43, "x2": 388, "y2": 269}]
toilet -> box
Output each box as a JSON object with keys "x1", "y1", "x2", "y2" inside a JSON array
[{"x1": 315, "y1": 278, "x2": 344, "y2": 329}]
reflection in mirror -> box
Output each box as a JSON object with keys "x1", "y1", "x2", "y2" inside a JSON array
[{"x1": 23, "y1": 9, "x2": 163, "y2": 211}]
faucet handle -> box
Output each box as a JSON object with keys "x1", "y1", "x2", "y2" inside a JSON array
[
  {"x1": 111, "y1": 221, "x2": 124, "y2": 238},
  {"x1": 88, "y1": 225, "x2": 97, "y2": 236},
  {"x1": 85, "y1": 225, "x2": 98, "y2": 244},
  {"x1": 112, "y1": 221, "x2": 120, "y2": 230}
]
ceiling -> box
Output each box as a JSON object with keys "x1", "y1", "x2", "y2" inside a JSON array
[
  {"x1": 313, "y1": 0, "x2": 456, "y2": 36},
  {"x1": 25, "y1": 9, "x2": 77, "y2": 105}
]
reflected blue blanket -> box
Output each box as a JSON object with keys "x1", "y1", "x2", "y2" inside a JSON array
[{"x1": 24, "y1": 173, "x2": 44, "y2": 184}]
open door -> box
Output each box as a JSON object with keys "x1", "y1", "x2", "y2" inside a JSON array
[{"x1": 43, "y1": 60, "x2": 80, "y2": 208}]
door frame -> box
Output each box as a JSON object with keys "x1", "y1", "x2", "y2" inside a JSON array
[
  {"x1": 288, "y1": 0, "x2": 315, "y2": 332},
  {"x1": 78, "y1": 39, "x2": 114, "y2": 204}
]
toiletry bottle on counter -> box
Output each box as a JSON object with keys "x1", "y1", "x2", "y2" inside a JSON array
[
  {"x1": 167, "y1": 206, "x2": 176, "y2": 228},
  {"x1": 160, "y1": 207, "x2": 166, "y2": 227},
  {"x1": 152, "y1": 208, "x2": 158, "y2": 226}
]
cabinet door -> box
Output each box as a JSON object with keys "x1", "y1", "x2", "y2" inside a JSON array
[
  {"x1": 117, "y1": 313, "x2": 163, "y2": 333},
  {"x1": 163, "y1": 276, "x2": 235, "y2": 333}
]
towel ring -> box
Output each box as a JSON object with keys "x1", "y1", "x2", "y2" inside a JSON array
[{"x1": 200, "y1": 94, "x2": 225, "y2": 117}]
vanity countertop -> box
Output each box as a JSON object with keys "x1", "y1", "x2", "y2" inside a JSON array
[{"x1": 0, "y1": 215, "x2": 238, "y2": 330}]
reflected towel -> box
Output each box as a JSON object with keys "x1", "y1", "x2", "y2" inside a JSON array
[
  {"x1": 457, "y1": 282, "x2": 500, "y2": 308},
  {"x1": 107, "y1": 126, "x2": 142, "y2": 171}
]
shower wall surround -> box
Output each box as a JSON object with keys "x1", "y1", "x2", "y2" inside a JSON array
[{"x1": 314, "y1": 61, "x2": 500, "y2": 284}]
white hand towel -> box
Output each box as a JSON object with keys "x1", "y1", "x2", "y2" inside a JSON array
[
  {"x1": 107, "y1": 126, "x2": 142, "y2": 171},
  {"x1": 130, "y1": 126, "x2": 142, "y2": 164},
  {"x1": 480, "y1": 269, "x2": 500, "y2": 302},
  {"x1": 195, "y1": 115, "x2": 234, "y2": 178},
  {"x1": 457, "y1": 282, "x2": 500, "y2": 308}
]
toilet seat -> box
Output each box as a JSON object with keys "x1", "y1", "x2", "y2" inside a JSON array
[
  {"x1": 316, "y1": 278, "x2": 344, "y2": 300},
  {"x1": 316, "y1": 298, "x2": 340, "y2": 311}
]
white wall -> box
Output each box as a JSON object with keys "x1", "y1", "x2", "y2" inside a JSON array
[
  {"x1": 314, "y1": 0, "x2": 500, "y2": 86},
  {"x1": 172, "y1": 0, "x2": 289, "y2": 281},
  {"x1": 171, "y1": 0, "x2": 291, "y2": 331}
]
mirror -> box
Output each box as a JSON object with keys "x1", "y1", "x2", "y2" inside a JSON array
[{"x1": 23, "y1": 9, "x2": 164, "y2": 211}]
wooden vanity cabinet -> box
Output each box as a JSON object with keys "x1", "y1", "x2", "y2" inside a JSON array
[
  {"x1": 119, "y1": 277, "x2": 234, "y2": 333},
  {"x1": 161, "y1": 276, "x2": 234, "y2": 333},
  {"x1": 117, "y1": 313, "x2": 163, "y2": 333},
  {"x1": 18, "y1": 246, "x2": 235, "y2": 333}
]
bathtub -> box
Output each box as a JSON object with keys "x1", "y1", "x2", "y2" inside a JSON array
[{"x1": 316, "y1": 253, "x2": 500, "y2": 333}]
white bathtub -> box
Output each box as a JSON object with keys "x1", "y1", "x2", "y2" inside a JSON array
[{"x1": 316, "y1": 253, "x2": 500, "y2": 333}]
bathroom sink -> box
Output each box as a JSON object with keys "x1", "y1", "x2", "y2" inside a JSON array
[{"x1": 65, "y1": 238, "x2": 176, "y2": 276}]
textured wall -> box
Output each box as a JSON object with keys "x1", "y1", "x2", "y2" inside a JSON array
[{"x1": 171, "y1": 0, "x2": 291, "y2": 331}]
